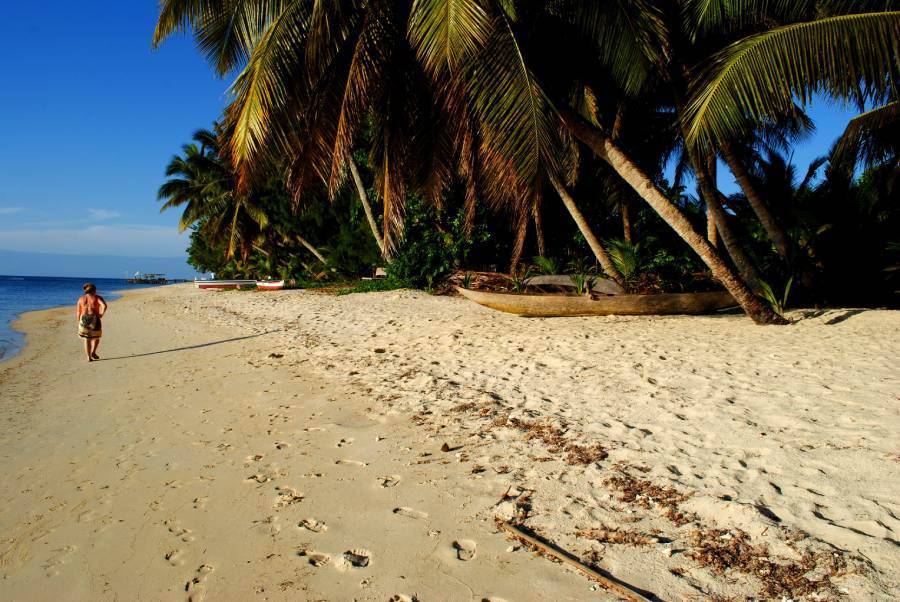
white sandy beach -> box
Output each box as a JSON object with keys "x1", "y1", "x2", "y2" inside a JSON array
[{"x1": 1, "y1": 284, "x2": 898, "y2": 600}]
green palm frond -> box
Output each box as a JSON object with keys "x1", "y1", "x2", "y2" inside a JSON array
[
  {"x1": 153, "y1": 0, "x2": 288, "y2": 75},
  {"x1": 832, "y1": 101, "x2": 900, "y2": 169},
  {"x1": 227, "y1": 1, "x2": 312, "y2": 168},
  {"x1": 407, "y1": 0, "x2": 490, "y2": 76},
  {"x1": 684, "y1": 11, "x2": 900, "y2": 145},
  {"x1": 461, "y1": 9, "x2": 562, "y2": 209},
  {"x1": 683, "y1": 0, "x2": 815, "y2": 39},
  {"x1": 551, "y1": 0, "x2": 665, "y2": 96}
]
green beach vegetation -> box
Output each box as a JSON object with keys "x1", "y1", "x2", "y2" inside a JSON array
[{"x1": 154, "y1": 1, "x2": 899, "y2": 322}]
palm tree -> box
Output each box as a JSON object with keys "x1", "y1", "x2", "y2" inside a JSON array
[
  {"x1": 158, "y1": 1, "x2": 900, "y2": 322},
  {"x1": 158, "y1": 128, "x2": 269, "y2": 263}
]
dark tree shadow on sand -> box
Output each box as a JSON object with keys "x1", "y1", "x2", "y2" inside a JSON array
[
  {"x1": 100, "y1": 330, "x2": 279, "y2": 361},
  {"x1": 794, "y1": 308, "x2": 870, "y2": 325}
]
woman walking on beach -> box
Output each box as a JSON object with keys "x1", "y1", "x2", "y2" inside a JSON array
[{"x1": 77, "y1": 283, "x2": 107, "y2": 362}]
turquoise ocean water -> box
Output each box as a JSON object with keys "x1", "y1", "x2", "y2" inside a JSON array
[{"x1": 0, "y1": 275, "x2": 162, "y2": 361}]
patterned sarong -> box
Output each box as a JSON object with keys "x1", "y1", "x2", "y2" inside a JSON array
[{"x1": 78, "y1": 314, "x2": 102, "y2": 339}]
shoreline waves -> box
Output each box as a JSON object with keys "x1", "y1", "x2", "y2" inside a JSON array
[{"x1": 0, "y1": 284, "x2": 897, "y2": 600}]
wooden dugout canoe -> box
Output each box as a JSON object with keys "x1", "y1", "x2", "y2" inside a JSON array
[{"x1": 456, "y1": 287, "x2": 737, "y2": 317}]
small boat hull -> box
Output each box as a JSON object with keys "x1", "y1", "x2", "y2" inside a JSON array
[
  {"x1": 256, "y1": 280, "x2": 286, "y2": 291},
  {"x1": 456, "y1": 287, "x2": 737, "y2": 317},
  {"x1": 195, "y1": 279, "x2": 255, "y2": 290}
]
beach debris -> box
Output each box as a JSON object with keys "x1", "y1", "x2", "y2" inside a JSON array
[
  {"x1": 491, "y1": 416, "x2": 607, "y2": 466},
  {"x1": 575, "y1": 526, "x2": 655, "y2": 546},
  {"x1": 440, "y1": 442, "x2": 451, "y2": 452},
  {"x1": 494, "y1": 501, "x2": 516, "y2": 521},
  {"x1": 394, "y1": 507, "x2": 429, "y2": 520},
  {"x1": 453, "y1": 539, "x2": 477, "y2": 561},
  {"x1": 343, "y1": 548, "x2": 371, "y2": 568},
  {"x1": 497, "y1": 522, "x2": 651, "y2": 602},
  {"x1": 298, "y1": 518, "x2": 327, "y2": 533},
  {"x1": 379, "y1": 474, "x2": 401, "y2": 487},
  {"x1": 604, "y1": 467, "x2": 697, "y2": 526},
  {"x1": 686, "y1": 528, "x2": 852, "y2": 599}
]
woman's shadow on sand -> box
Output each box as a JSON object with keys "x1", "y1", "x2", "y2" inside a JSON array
[{"x1": 99, "y1": 330, "x2": 278, "y2": 361}]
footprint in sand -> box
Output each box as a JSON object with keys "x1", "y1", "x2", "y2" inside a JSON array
[
  {"x1": 275, "y1": 442, "x2": 291, "y2": 450},
  {"x1": 380, "y1": 475, "x2": 401, "y2": 487},
  {"x1": 273, "y1": 486, "x2": 304, "y2": 508},
  {"x1": 338, "y1": 549, "x2": 371, "y2": 569},
  {"x1": 192, "y1": 497, "x2": 208, "y2": 510},
  {"x1": 298, "y1": 549, "x2": 331, "y2": 566},
  {"x1": 165, "y1": 549, "x2": 184, "y2": 566},
  {"x1": 453, "y1": 539, "x2": 477, "y2": 561},
  {"x1": 336, "y1": 459, "x2": 367, "y2": 467},
  {"x1": 336, "y1": 438, "x2": 354, "y2": 448},
  {"x1": 389, "y1": 595, "x2": 420, "y2": 602},
  {"x1": 184, "y1": 563, "x2": 214, "y2": 601},
  {"x1": 245, "y1": 454, "x2": 265, "y2": 464},
  {"x1": 298, "y1": 518, "x2": 328, "y2": 533},
  {"x1": 251, "y1": 515, "x2": 281, "y2": 537},
  {"x1": 42, "y1": 544, "x2": 78, "y2": 576},
  {"x1": 246, "y1": 473, "x2": 273, "y2": 484},
  {"x1": 165, "y1": 520, "x2": 195, "y2": 543},
  {"x1": 393, "y1": 507, "x2": 428, "y2": 520}
]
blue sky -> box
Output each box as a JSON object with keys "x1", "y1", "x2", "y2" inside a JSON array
[
  {"x1": 0, "y1": 2, "x2": 860, "y2": 276},
  {"x1": 0, "y1": 2, "x2": 226, "y2": 271}
]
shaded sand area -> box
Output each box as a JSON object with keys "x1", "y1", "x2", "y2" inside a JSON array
[{"x1": 1, "y1": 285, "x2": 898, "y2": 600}]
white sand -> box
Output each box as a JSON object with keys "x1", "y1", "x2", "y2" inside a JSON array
[{"x1": 1, "y1": 284, "x2": 897, "y2": 600}]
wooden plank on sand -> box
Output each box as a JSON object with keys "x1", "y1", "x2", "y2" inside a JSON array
[{"x1": 498, "y1": 522, "x2": 653, "y2": 602}]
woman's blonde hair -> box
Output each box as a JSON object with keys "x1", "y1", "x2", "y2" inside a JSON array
[{"x1": 83, "y1": 283, "x2": 97, "y2": 295}]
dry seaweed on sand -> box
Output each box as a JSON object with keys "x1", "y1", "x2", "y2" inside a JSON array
[
  {"x1": 687, "y1": 528, "x2": 853, "y2": 599},
  {"x1": 491, "y1": 415, "x2": 608, "y2": 466},
  {"x1": 575, "y1": 526, "x2": 656, "y2": 546},
  {"x1": 604, "y1": 468, "x2": 698, "y2": 526}
]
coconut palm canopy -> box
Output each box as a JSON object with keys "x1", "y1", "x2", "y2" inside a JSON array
[{"x1": 153, "y1": 0, "x2": 899, "y2": 322}]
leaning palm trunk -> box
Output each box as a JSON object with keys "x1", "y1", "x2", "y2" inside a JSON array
[
  {"x1": 296, "y1": 234, "x2": 327, "y2": 265},
  {"x1": 689, "y1": 147, "x2": 763, "y2": 287},
  {"x1": 560, "y1": 108, "x2": 785, "y2": 324},
  {"x1": 706, "y1": 210, "x2": 718, "y2": 247},
  {"x1": 547, "y1": 171, "x2": 625, "y2": 286},
  {"x1": 348, "y1": 157, "x2": 387, "y2": 260},
  {"x1": 720, "y1": 141, "x2": 792, "y2": 259}
]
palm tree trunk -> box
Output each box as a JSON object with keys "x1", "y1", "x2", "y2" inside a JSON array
[
  {"x1": 706, "y1": 211, "x2": 718, "y2": 247},
  {"x1": 559, "y1": 107, "x2": 785, "y2": 324},
  {"x1": 621, "y1": 199, "x2": 633, "y2": 243},
  {"x1": 533, "y1": 202, "x2": 547, "y2": 257},
  {"x1": 546, "y1": 171, "x2": 624, "y2": 286},
  {"x1": 690, "y1": 147, "x2": 763, "y2": 287},
  {"x1": 297, "y1": 234, "x2": 326, "y2": 264},
  {"x1": 720, "y1": 141, "x2": 792, "y2": 259},
  {"x1": 705, "y1": 155, "x2": 718, "y2": 247},
  {"x1": 348, "y1": 157, "x2": 387, "y2": 259}
]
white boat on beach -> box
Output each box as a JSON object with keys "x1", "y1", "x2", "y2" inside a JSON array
[
  {"x1": 256, "y1": 280, "x2": 286, "y2": 291},
  {"x1": 194, "y1": 279, "x2": 255, "y2": 290}
]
